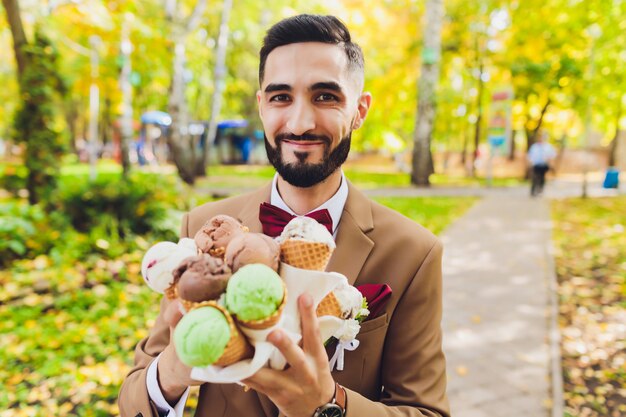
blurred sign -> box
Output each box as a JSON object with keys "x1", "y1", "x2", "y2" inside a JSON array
[{"x1": 487, "y1": 88, "x2": 513, "y2": 155}]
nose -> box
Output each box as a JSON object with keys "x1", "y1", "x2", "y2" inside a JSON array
[{"x1": 285, "y1": 100, "x2": 316, "y2": 136}]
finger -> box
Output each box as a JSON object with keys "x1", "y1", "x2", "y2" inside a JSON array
[
  {"x1": 267, "y1": 329, "x2": 310, "y2": 374},
  {"x1": 164, "y1": 299, "x2": 184, "y2": 330},
  {"x1": 243, "y1": 367, "x2": 292, "y2": 396},
  {"x1": 299, "y1": 294, "x2": 325, "y2": 360}
]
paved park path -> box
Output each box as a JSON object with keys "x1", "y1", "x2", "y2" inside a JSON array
[
  {"x1": 432, "y1": 178, "x2": 623, "y2": 417},
  {"x1": 439, "y1": 194, "x2": 556, "y2": 417}
]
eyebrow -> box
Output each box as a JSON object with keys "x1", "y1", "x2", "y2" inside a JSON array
[
  {"x1": 263, "y1": 81, "x2": 344, "y2": 94},
  {"x1": 264, "y1": 83, "x2": 291, "y2": 93},
  {"x1": 310, "y1": 82, "x2": 343, "y2": 94}
]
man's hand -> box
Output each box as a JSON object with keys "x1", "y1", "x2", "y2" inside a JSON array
[
  {"x1": 243, "y1": 293, "x2": 336, "y2": 417},
  {"x1": 157, "y1": 299, "x2": 204, "y2": 405}
]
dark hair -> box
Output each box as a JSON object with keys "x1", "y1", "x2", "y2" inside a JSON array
[{"x1": 259, "y1": 14, "x2": 364, "y2": 86}]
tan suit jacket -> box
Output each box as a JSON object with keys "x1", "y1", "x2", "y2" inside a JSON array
[{"x1": 119, "y1": 182, "x2": 450, "y2": 417}]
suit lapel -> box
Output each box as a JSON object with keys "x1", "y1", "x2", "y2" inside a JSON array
[
  {"x1": 237, "y1": 183, "x2": 271, "y2": 233},
  {"x1": 326, "y1": 182, "x2": 374, "y2": 286}
]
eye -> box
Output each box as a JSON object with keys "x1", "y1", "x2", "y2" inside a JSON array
[
  {"x1": 269, "y1": 94, "x2": 290, "y2": 102},
  {"x1": 315, "y1": 93, "x2": 339, "y2": 102}
]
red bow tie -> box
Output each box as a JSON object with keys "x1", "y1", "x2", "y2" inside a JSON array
[{"x1": 259, "y1": 202, "x2": 333, "y2": 238}]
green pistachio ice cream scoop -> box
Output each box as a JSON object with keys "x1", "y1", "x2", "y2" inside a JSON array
[
  {"x1": 174, "y1": 306, "x2": 231, "y2": 367},
  {"x1": 225, "y1": 264, "x2": 284, "y2": 321}
]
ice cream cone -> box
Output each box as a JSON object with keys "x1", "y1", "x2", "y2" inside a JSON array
[
  {"x1": 185, "y1": 301, "x2": 253, "y2": 366},
  {"x1": 280, "y1": 240, "x2": 333, "y2": 271},
  {"x1": 214, "y1": 304, "x2": 254, "y2": 366},
  {"x1": 173, "y1": 285, "x2": 194, "y2": 311},
  {"x1": 237, "y1": 281, "x2": 287, "y2": 330},
  {"x1": 316, "y1": 292, "x2": 342, "y2": 317},
  {"x1": 164, "y1": 285, "x2": 177, "y2": 300},
  {"x1": 208, "y1": 247, "x2": 226, "y2": 258}
]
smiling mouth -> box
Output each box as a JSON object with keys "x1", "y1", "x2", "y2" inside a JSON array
[{"x1": 283, "y1": 140, "x2": 325, "y2": 147}]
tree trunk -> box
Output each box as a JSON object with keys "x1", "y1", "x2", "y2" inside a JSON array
[
  {"x1": 165, "y1": 0, "x2": 207, "y2": 184},
  {"x1": 461, "y1": 115, "x2": 468, "y2": 166},
  {"x1": 2, "y1": 0, "x2": 28, "y2": 78},
  {"x1": 471, "y1": 60, "x2": 484, "y2": 177},
  {"x1": 508, "y1": 128, "x2": 516, "y2": 161},
  {"x1": 167, "y1": 33, "x2": 196, "y2": 184},
  {"x1": 526, "y1": 97, "x2": 551, "y2": 149},
  {"x1": 119, "y1": 18, "x2": 133, "y2": 176},
  {"x1": 411, "y1": 0, "x2": 443, "y2": 186},
  {"x1": 608, "y1": 97, "x2": 622, "y2": 167},
  {"x1": 195, "y1": 0, "x2": 233, "y2": 177}
]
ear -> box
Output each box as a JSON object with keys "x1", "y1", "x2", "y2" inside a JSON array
[
  {"x1": 352, "y1": 92, "x2": 372, "y2": 130},
  {"x1": 256, "y1": 90, "x2": 263, "y2": 120}
]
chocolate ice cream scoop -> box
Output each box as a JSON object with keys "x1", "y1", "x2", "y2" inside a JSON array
[
  {"x1": 224, "y1": 233, "x2": 280, "y2": 273},
  {"x1": 175, "y1": 254, "x2": 232, "y2": 303},
  {"x1": 194, "y1": 215, "x2": 248, "y2": 256}
]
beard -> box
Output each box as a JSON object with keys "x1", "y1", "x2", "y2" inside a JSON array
[{"x1": 265, "y1": 132, "x2": 351, "y2": 188}]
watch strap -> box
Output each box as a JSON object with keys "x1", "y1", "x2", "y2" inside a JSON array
[{"x1": 334, "y1": 383, "x2": 347, "y2": 413}]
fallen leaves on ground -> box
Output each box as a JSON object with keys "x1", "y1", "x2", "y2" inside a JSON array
[{"x1": 552, "y1": 196, "x2": 626, "y2": 417}]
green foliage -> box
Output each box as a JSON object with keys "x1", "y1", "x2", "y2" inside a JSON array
[
  {"x1": 0, "y1": 202, "x2": 57, "y2": 267},
  {"x1": 58, "y1": 173, "x2": 181, "y2": 243},
  {"x1": 12, "y1": 27, "x2": 67, "y2": 207},
  {"x1": 0, "y1": 162, "x2": 28, "y2": 196},
  {"x1": 552, "y1": 197, "x2": 626, "y2": 417}
]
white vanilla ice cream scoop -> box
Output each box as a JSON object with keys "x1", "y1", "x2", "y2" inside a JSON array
[
  {"x1": 333, "y1": 283, "x2": 368, "y2": 319},
  {"x1": 276, "y1": 216, "x2": 336, "y2": 249},
  {"x1": 141, "y1": 238, "x2": 197, "y2": 293}
]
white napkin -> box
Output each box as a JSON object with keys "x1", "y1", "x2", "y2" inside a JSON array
[{"x1": 190, "y1": 263, "x2": 347, "y2": 383}]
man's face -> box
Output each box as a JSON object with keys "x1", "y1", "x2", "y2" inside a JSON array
[{"x1": 257, "y1": 42, "x2": 370, "y2": 187}]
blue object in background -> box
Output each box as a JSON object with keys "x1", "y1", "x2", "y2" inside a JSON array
[
  {"x1": 603, "y1": 167, "x2": 619, "y2": 189},
  {"x1": 217, "y1": 120, "x2": 248, "y2": 129},
  {"x1": 141, "y1": 111, "x2": 172, "y2": 126},
  {"x1": 240, "y1": 137, "x2": 253, "y2": 163}
]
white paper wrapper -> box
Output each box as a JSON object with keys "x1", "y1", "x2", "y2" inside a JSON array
[{"x1": 190, "y1": 262, "x2": 347, "y2": 383}]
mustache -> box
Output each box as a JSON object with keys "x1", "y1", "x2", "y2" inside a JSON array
[{"x1": 275, "y1": 133, "x2": 331, "y2": 145}]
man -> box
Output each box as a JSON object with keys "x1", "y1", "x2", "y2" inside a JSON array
[
  {"x1": 527, "y1": 131, "x2": 556, "y2": 196},
  {"x1": 119, "y1": 14, "x2": 449, "y2": 417}
]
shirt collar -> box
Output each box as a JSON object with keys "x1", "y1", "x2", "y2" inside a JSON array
[{"x1": 270, "y1": 172, "x2": 349, "y2": 238}]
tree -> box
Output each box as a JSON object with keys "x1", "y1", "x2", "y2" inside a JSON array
[
  {"x1": 3, "y1": 0, "x2": 66, "y2": 207},
  {"x1": 195, "y1": 0, "x2": 232, "y2": 176},
  {"x1": 165, "y1": 0, "x2": 207, "y2": 185},
  {"x1": 411, "y1": 0, "x2": 443, "y2": 186}
]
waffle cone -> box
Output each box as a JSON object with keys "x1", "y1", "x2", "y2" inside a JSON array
[
  {"x1": 237, "y1": 281, "x2": 287, "y2": 330},
  {"x1": 316, "y1": 292, "x2": 342, "y2": 317},
  {"x1": 186, "y1": 301, "x2": 254, "y2": 367},
  {"x1": 164, "y1": 285, "x2": 177, "y2": 300},
  {"x1": 280, "y1": 240, "x2": 333, "y2": 271},
  {"x1": 175, "y1": 286, "x2": 223, "y2": 314}
]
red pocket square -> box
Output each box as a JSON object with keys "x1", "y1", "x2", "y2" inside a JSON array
[{"x1": 357, "y1": 283, "x2": 392, "y2": 319}]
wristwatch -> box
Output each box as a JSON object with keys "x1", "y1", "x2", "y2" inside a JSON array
[{"x1": 312, "y1": 383, "x2": 347, "y2": 417}]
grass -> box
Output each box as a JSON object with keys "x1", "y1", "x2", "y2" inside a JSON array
[
  {"x1": 2, "y1": 160, "x2": 524, "y2": 193},
  {"x1": 374, "y1": 196, "x2": 477, "y2": 235},
  {"x1": 551, "y1": 196, "x2": 626, "y2": 417},
  {"x1": 194, "y1": 163, "x2": 524, "y2": 191}
]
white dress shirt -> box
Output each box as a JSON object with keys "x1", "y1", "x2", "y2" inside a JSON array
[
  {"x1": 269, "y1": 171, "x2": 348, "y2": 238},
  {"x1": 147, "y1": 171, "x2": 349, "y2": 416}
]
